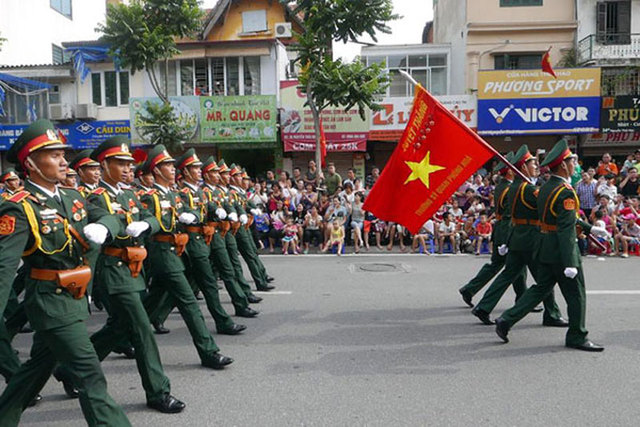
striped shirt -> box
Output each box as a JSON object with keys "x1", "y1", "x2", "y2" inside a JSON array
[{"x1": 575, "y1": 180, "x2": 597, "y2": 209}]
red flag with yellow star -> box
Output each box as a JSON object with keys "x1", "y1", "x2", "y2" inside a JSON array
[
  {"x1": 363, "y1": 85, "x2": 495, "y2": 234},
  {"x1": 541, "y1": 47, "x2": 556, "y2": 78}
]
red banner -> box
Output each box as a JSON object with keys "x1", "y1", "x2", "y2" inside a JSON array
[
  {"x1": 283, "y1": 136, "x2": 367, "y2": 152},
  {"x1": 363, "y1": 85, "x2": 495, "y2": 234}
]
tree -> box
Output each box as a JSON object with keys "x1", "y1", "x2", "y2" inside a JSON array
[
  {"x1": 282, "y1": 0, "x2": 398, "y2": 181},
  {"x1": 97, "y1": 0, "x2": 203, "y2": 151}
]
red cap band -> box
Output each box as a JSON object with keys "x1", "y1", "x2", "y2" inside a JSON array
[
  {"x1": 546, "y1": 148, "x2": 572, "y2": 169},
  {"x1": 17, "y1": 133, "x2": 63, "y2": 165}
]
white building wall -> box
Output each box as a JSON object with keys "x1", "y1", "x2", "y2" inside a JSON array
[
  {"x1": 577, "y1": 0, "x2": 640, "y2": 42},
  {"x1": 433, "y1": 0, "x2": 467, "y2": 95},
  {"x1": 0, "y1": 0, "x2": 106, "y2": 66},
  {"x1": 260, "y1": 53, "x2": 277, "y2": 95}
]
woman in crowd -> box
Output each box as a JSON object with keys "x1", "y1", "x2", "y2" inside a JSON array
[
  {"x1": 293, "y1": 203, "x2": 307, "y2": 245},
  {"x1": 301, "y1": 182, "x2": 318, "y2": 211},
  {"x1": 268, "y1": 200, "x2": 287, "y2": 252},
  {"x1": 248, "y1": 182, "x2": 268, "y2": 210},
  {"x1": 303, "y1": 205, "x2": 324, "y2": 254},
  {"x1": 349, "y1": 192, "x2": 366, "y2": 253}
]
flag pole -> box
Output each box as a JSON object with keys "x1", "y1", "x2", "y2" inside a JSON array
[{"x1": 397, "y1": 70, "x2": 532, "y2": 184}]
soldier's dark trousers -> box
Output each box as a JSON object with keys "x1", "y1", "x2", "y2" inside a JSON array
[
  {"x1": 235, "y1": 228, "x2": 268, "y2": 289},
  {"x1": 0, "y1": 320, "x2": 130, "y2": 426},
  {"x1": 209, "y1": 234, "x2": 250, "y2": 311},
  {"x1": 460, "y1": 243, "x2": 508, "y2": 297},
  {"x1": 475, "y1": 249, "x2": 561, "y2": 322},
  {"x1": 153, "y1": 253, "x2": 235, "y2": 331},
  {"x1": 224, "y1": 233, "x2": 253, "y2": 296},
  {"x1": 500, "y1": 263, "x2": 589, "y2": 347},
  {"x1": 0, "y1": 320, "x2": 20, "y2": 381},
  {"x1": 145, "y1": 271, "x2": 220, "y2": 362}
]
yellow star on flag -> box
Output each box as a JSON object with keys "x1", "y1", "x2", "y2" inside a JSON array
[{"x1": 404, "y1": 151, "x2": 445, "y2": 188}]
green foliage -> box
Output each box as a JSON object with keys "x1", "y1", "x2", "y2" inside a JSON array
[
  {"x1": 557, "y1": 48, "x2": 577, "y2": 68},
  {"x1": 136, "y1": 101, "x2": 192, "y2": 152},
  {"x1": 0, "y1": 32, "x2": 6, "y2": 52}
]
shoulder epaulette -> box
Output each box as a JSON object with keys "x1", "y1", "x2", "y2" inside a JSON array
[
  {"x1": 145, "y1": 189, "x2": 157, "y2": 196},
  {"x1": 7, "y1": 190, "x2": 31, "y2": 204},
  {"x1": 180, "y1": 187, "x2": 190, "y2": 194},
  {"x1": 563, "y1": 183, "x2": 573, "y2": 190},
  {"x1": 91, "y1": 187, "x2": 106, "y2": 195},
  {"x1": 76, "y1": 186, "x2": 86, "y2": 193}
]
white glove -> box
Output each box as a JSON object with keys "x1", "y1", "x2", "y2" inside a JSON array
[
  {"x1": 228, "y1": 212, "x2": 238, "y2": 222},
  {"x1": 215, "y1": 208, "x2": 227, "y2": 220},
  {"x1": 125, "y1": 221, "x2": 150, "y2": 238},
  {"x1": 498, "y1": 244, "x2": 509, "y2": 256},
  {"x1": 250, "y1": 208, "x2": 259, "y2": 215},
  {"x1": 239, "y1": 214, "x2": 248, "y2": 225},
  {"x1": 564, "y1": 267, "x2": 578, "y2": 279},
  {"x1": 178, "y1": 212, "x2": 197, "y2": 225},
  {"x1": 590, "y1": 226, "x2": 610, "y2": 239},
  {"x1": 83, "y1": 223, "x2": 109, "y2": 245}
]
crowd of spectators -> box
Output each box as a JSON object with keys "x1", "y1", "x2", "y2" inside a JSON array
[{"x1": 245, "y1": 149, "x2": 640, "y2": 257}]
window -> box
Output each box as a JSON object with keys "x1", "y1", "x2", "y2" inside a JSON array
[
  {"x1": 243, "y1": 57, "x2": 261, "y2": 95},
  {"x1": 242, "y1": 10, "x2": 267, "y2": 33},
  {"x1": 602, "y1": 67, "x2": 640, "y2": 96},
  {"x1": 226, "y1": 57, "x2": 240, "y2": 96},
  {"x1": 366, "y1": 53, "x2": 448, "y2": 97},
  {"x1": 194, "y1": 59, "x2": 209, "y2": 96},
  {"x1": 494, "y1": 54, "x2": 542, "y2": 70},
  {"x1": 180, "y1": 61, "x2": 194, "y2": 96},
  {"x1": 50, "y1": 0, "x2": 72, "y2": 18},
  {"x1": 52, "y1": 44, "x2": 64, "y2": 65},
  {"x1": 211, "y1": 58, "x2": 224, "y2": 95},
  {"x1": 91, "y1": 71, "x2": 130, "y2": 106},
  {"x1": 49, "y1": 85, "x2": 61, "y2": 104},
  {"x1": 500, "y1": 0, "x2": 542, "y2": 6},
  {"x1": 158, "y1": 61, "x2": 177, "y2": 97},
  {"x1": 597, "y1": 1, "x2": 631, "y2": 45},
  {"x1": 0, "y1": 91, "x2": 48, "y2": 125}
]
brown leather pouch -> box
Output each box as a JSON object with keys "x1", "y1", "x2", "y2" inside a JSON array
[
  {"x1": 244, "y1": 215, "x2": 254, "y2": 230},
  {"x1": 220, "y1": 221, "x2": 231, "y2": 237},
  {"x1": 124, "y1": 247, "x2": 147, "y2": 278},
  {"x1": 231, "y1": 221, "x2": 242, "y2": 236},
  {"x1": 56, "y1": 266, "x2": 92, "y2": 299},
  {"x1": 202, "y1": 225, "x2": 215, "y2": 245},
  {"x1": 173, "y1": 233, "x2": 189, "y2": 256}
]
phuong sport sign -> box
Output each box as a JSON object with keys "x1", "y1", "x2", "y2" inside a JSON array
[{"x1": 477, "y1": 68, "x2": 601, "y2": 135}]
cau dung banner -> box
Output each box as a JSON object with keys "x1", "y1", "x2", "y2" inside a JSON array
[
  {"x1": 477, "y1": 68, "x2": 601, "y2": 135},
  {"x1": 200, "y1": 95, "x2": 277, "y2": 143}
]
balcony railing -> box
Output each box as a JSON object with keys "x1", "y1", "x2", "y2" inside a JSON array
[{"x1": 578, "y1": 33, "x2": 640, "y2": 65}]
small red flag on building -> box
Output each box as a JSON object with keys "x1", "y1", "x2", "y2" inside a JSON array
[
  {"x1": 363, "y1": 85, "x2": 495, "y2": 234},
  {"x1": 541, "y1": 47, "x2": 557, "y2": 78},
  {"x1": 319, "y1": 118, "x2": 327, "y2": 168}
]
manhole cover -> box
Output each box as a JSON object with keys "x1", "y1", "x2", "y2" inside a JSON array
[{"x1": 350, "y1": 263, "x2": 410, "y2": 273}]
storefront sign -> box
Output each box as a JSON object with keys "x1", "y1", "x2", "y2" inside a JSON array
[
  {"x1": 280, "y1": 80, "x2": 369, "y2": 152},
  {"x1": 370, "y1": 95, "x2": 477, "y2": 141},
  {"x1": 0, "y1": 120, "x2": 131, "y2": 151},
  {"x1": 129, "y1": 96, "x2": 200, "y2": 145},
  {"x1": 601, "y1": 96, "x2": 640, "y2": 133},
  {"x1": 583, "y1": 132, "x2": 640, "y2": 147},
  {"x1": 477, "y1": 68, "x2": 601, "y2": 135},
  {"x1": 200, "y1": 95, "x2": 277, "y2": 143}
]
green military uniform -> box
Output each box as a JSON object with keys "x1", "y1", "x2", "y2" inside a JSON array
[
  {"x1": 472, "y1": 145, "x2": 562, "y2": 324},
  {"x1": 459, "y1": 153, "x2": 526, "y2": 305},
  {"x1": 151, "y1": 150, "x2": 243, "y2": 334},
  {"x1": 56, "y1": 137, "x2": 180, "y2": 410},
  {"x1": 200, "y1": 159, "x2": 256, "y2": 317},
  {"x1": 496, "y1": 140, "x2": 603, "y2": 351},
  {"x1": 69, "y1": 149, "x2": 100, "y2": 198},
  {"x1": 140, "y1": 145, "x2": 233, "y2": 368},
  {"x1": 0, "y1": 119, "x2": 130, "y2": 426}
]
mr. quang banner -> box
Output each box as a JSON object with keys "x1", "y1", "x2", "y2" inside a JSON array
[
  {"x1": 477, "y1": 68, "x2": 601, "y2": 135},
  {"x1": 200, "y1": 95, "x2": 277, "y2": 143}
]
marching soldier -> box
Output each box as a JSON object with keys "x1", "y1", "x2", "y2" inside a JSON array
[
  {"x1": 150, "y1": 149, "x2": 247, "y2": 334},
  {"x1": 215, "y1": 160, "x2": 263, "y2": 304},
  {"x1": 69, "y1": 149, "x2": 101, "y2": 197},
  {"x1": 140, "y1": 145, "x2": 234, "y2": 369},
  {"x1": 495, "y1": 140, "x2": 608, "y2": 351},
  {"x1": 470, "y1": 145, "x2": 565, "y2": 326},
  {"x1": 0, "y1": 119, "x2": 130, "y2": 426},
  {"x1": 55, "y1": 137, "x2": 186, "y2": 412},
  {"x1": 228, "y1": 164, "x2": 274, "y2": 292},
  {"x1": 62, "y1": 167, "x2": 78, "y2": 188},
  {"x1": 1, "y1": 169, "x2": 22, "y2": 199},
  {"x1": 459, "y1": 153, "x2": 526, "y2": 307},
  {"x1": 201, "y1": 157, "x2": 259, "y2": 318}
]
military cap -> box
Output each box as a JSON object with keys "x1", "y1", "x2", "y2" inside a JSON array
[
  {"x1": 175, "y1": 148, "x2": 203, "y2": 172},
  {"x1": 493, "y1": 151, "x2": 515, "y2": 174},
  {"x1": 90, "y1": 136, "x2": 134, "y2": 163},
  {"x1": 0, "y1": 168, "x2": 20, "y2": 183},
  {"x1": 146, "y1": 144, "x2": 175, "y2": 172},
  {"x1": 66, "y1": 167, "x2": 78, "y2": 176},
  {"x1": 540, "y1": 138, "x2": 576, "y2": 168},
  {"x1": 201, "y1": 156, "x2": 218, "y2": 173},
  {"x1": 216, "y1": 159, "x2": 230, "y2": 173},
  {"x1": 229, "y1": 163, "x2": 243, "y2": 176},
  {"x1": 241, "y1": 168, "x2": 250, "y2": 180},
  {"x1": 513, "y1": 145, "x2": 534, "y2": 168},
  {"x1": 134, "y1": 163, "x2": 148, "y2": 178},
  {"x1": 69, "y1": 149, "x2": 99, "y2": 171},
  {"x1": 7, "y1": 119, "x2": 70, "y2": 166}
]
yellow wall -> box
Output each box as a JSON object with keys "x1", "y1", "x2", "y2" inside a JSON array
[{"x1": 206, "y1": 0, "x2": 291, "y2": 42}]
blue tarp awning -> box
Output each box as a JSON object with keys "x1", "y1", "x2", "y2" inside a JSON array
[{"x1": 0, "y1": 72, "x2": 52, "y2": 90}]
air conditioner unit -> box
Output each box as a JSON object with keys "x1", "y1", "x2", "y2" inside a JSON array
[
  {"x1": 48, "y1": 103, "x2": 74, "y2": 120},
  {"x1": 75, "y1": 103, "x2": 98, "y2": 120},
  {"x1": 275, "y1": 22, "x2": 292, "y2": 38}
]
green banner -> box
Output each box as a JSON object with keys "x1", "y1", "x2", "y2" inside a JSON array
[{"x1": 201, "y1": 95, "x2": 277, "y2": 143}]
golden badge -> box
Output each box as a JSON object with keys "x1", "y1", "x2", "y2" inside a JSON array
[{"x1": 41, "y1": 225, "x2": 52, "y2": 235}]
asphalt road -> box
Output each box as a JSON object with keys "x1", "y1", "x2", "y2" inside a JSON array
[{"x1": 13, "y1": 253, "x2": 640, "y2": 426}]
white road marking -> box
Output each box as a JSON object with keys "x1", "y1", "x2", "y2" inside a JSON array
[
  {"x1": 218, "y1": 290, "x2": 293, "y2": 295},
  {"x1": 587, "y1": 290, "x2": 640, "y2": 295}
]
